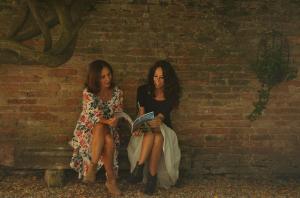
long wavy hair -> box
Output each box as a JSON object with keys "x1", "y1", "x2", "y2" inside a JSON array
[
  {"x1": 147, "y1": 60, "x2": 181, "y2": 108},
  {"x1": 85, "y1": 59, "x2": 115, "y2": 94}
]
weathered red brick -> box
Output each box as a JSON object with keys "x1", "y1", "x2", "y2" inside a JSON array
[
  {"x1": 19, "y1": 106, "x2": 48, "y2": 112},
  {"x1": 0, "y1": 143, "x2": 15, "y2": 166},
  {"x1": 48, "y1": 69, "x2": 78, "y2": 77},
  {"x1": 7, "y1": 99, "x2": 37, "y2": 105},
  {"x1": 0, "y1": 75, "x2": 42, "y2": 83},
  {"x1": 30, "y1": 113, "x2": 58, "y2": 122}
]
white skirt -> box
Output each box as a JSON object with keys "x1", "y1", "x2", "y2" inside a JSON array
[{"x1": 127, "y1": 123, "x2": 181, "y2": 189}]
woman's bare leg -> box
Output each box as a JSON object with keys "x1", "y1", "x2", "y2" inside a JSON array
[
  {"x1": 102, "y1": 133, "x2": 115, "y2": 179},
  {"x1": 91, "y1": 123, "x2": 107, "y2": 164},
  {"x1": 138, "y1": 132, "x2": 154, "y2": 165},
  {"x1": 102, "y1": 132, "x2": 121, "y2": 195},
  {"x1": 148, "y1": 131, "x2": 164, "y2": 176},
  {"x1": 84, "y1": 123, "x2": 108, "y2": 182}
]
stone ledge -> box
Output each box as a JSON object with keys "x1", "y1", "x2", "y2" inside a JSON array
[
  {"x1": 14, "y1": 144, "x2": 193, "y2": 170},
  {"x1": 11, "y1": 144, "x2": 193, "y2": 187}
]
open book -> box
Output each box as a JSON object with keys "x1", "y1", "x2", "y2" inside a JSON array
[{"x1": 114, "y1": 111, "x2": 154, "y2": 133}]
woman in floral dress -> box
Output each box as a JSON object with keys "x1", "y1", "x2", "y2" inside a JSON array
[{"x1": 69, "y1": 60, "x2": 123, "y2": 196}]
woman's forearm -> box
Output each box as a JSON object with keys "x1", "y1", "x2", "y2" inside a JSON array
[
  {"x1": 99, "y1": 117, "x2": 108, "y2": 125},
  {"x1": 157, "y1": 113, "x2": 165, "y2": 122}
]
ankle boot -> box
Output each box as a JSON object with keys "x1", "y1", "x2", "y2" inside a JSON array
[
  {"x1": 128, "y1": 162, "x2": 144, "y2": 184},
  {"x1": 105, "y1": 177, "x2": 121, "y2": 196},
  {"x1": 83, "y1": 162, "x2": 97, "y2": 183},
  {"x1": 144, "y1": 173, "x2": 157, "y2": 195}
]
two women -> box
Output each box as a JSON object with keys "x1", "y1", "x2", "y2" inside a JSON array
[{"x1": 69, "y1": 59, "x2": 181, "y2": 196}]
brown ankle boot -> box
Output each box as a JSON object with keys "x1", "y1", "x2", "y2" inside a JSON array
[
  {"x1": 105, "y1": 177, "x2": 121, "y2": 196},
  {"x1": 144, "y1": 173, "x2": 157, "y2": 195},
  {"x1": 128, "y1": 162, "x2": 144, "y2": 184},
  {"x1": 83, "y1": 162, "x2": 97, "y2": 183}
]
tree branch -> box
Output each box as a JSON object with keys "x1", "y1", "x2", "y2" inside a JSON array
[
  {"x1": 26, "y1": 0, "x2": 52, "y2": 51},
  {"x1": 0, "y1": 39, "x2": 75, "y2": 67},
  {"x1": 7, "y1": 2, "x2": 29, "y2": 39},
  {"x1": 0, "y1": 0, "x2": 95, "y2": 67},
  {"x1": 14, "y1": 16, "x2": 58, "y2": 42},
  {"x1": 50, "y1": 0, "x2": 83, "y2": 54}
]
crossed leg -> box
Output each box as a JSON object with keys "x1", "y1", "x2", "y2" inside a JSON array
[
  {"x1": 137, "y1": 130, "x2": 164, "y2": 175},
  {"x1": 91, "y1": 123, "x2": 108, "y2": 164},
  {"x1": 149, "y1": 131, "x2": 164, "y2": 175}
]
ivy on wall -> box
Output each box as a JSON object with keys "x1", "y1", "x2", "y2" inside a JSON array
[{"x1": 248, "y1": 30, "x2": 298, "y2": 121}]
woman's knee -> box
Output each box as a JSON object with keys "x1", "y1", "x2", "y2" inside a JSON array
[
  {"x1": 153, "y1": 132, "x2": 164, "y2": 144},
  {"x1": 93, "y1": 123, "x2": 108, "y2": 134},
  {"x1": 144, "y1": 131, "x2": 154, "y2": 139},
  {"x1": 104, "y1": 134, "x2": 114, "y2": 148}
]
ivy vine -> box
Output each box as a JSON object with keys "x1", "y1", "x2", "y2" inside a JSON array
[{"x1": 248, "y1": 30, "x2": 298, "y2": 121}]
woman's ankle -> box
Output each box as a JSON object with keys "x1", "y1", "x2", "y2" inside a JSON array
[
  {"x1": 149, "y1": 171, "x2": 157, "y2": 176},
  {"x1": 106, "y1": 171, "x2": 116, "y2": 180},
  {"x1": 137, "y1": 161, "x2": 144, "y2": 166}
]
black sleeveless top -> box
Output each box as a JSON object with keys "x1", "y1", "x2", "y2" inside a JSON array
[{"x1": 137, "y1": 85, "x2": 173, "y2": 128}]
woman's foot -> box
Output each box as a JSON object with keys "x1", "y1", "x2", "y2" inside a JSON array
[
  {"x1": 83, "y1": 162, "x2": 97, "y2": 183},
  {"x1": 105, "y1": 178, "x2": 121, "y2": 196},
  {"x1": 128, "y1": 162, "x2": 144, "y2": 184},
  {"x1": 144, "y1": 173, "x2": 157, "y2": 195}
]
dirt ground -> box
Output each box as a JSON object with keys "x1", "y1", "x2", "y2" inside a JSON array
[{"x1": 0, "y1": 170, "x2": 300, "y2": 198}]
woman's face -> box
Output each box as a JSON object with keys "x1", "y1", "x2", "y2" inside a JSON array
[
  {"x1": 153, "y1": 67, "x2": 164, "y2": 89},
  {"x1": 100, "y1": 67, "x2": 112, "y2": 89}
]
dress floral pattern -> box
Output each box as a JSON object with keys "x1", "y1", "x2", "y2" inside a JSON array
[{"x1": 69, "y1": 86, "x2": 123, "y2": 179}]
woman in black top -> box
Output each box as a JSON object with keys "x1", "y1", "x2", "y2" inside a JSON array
[{"x1": 127, "y1": 60, "x2": 181, "y2": 195}]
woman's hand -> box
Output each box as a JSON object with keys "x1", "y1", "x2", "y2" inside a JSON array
[
  {"x1": 147, "y1": 116, "x2": 162, "y2": 128},
  {"x1": 132, "y1": 129, "x2": 143, "y2": 136},
  {"x1": 106, "y1": 116, "x2": 118, "y2": 127}
]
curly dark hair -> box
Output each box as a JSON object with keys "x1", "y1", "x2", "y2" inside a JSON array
[
  {"x1": 85, "y1": 59, "x2": 115, "y2": 94},
  {"x1": 147, "y1": 60, "x2": 181, "y2": 108}
]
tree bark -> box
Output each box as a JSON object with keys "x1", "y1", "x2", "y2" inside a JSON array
[
  {"x1": 0, "y1": 0, "x2": 95, "y2": 66},
  {"x1": 27, "y1": 0, "x2": 52, "y2": 51}
]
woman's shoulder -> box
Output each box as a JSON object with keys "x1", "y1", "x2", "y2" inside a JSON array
[
  {"x1": 112, "y1": 86, "x2": 124, "y2": 98},
  {"x1": 83, "y1": 88, "x2": 94, "y2": 96},
  {"x1": 82, "y1": 88, "x2": 98, "y2": 102},
  {"x1": 137, "y1": 84, "x2": 148, "y2": 93},
  {"x1": 113, "y1": 86, "x2": 123, "y2": 93},
  {"x1": 137, "y1": 84, "x2": 151, "y2": 99},
  {"x1": 82, "y1": 88, "x2": 90, "y2": 96}
]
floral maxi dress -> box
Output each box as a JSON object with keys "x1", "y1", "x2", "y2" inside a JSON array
[{"x1": 69, "y1": 87, "x2": 123, "y2": 179}]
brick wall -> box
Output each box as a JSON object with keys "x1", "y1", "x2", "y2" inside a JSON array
[{"x1": 0, "y1": 0, "x2": 300, "y2": 177}]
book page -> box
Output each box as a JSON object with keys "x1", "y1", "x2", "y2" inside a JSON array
[{"x1": 132, "y1": 111, "x2": 154, "y2": 132}]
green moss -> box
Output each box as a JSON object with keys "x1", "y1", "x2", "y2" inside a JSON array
[
  {"x1": 248, "y1": 30, "x2": 298, "y2": 121},
  {"x1": 289, "y1": 0, "x2": 300, "y2": 5}
]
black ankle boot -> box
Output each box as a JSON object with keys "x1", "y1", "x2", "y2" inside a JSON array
[
  {"x1": 144, "y1": 173, "x2": 157, "y2": 195},
  {"x1": 128, "y1": 162, "x2": 144, "y2": 184}
]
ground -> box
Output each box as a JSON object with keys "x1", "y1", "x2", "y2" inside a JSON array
[{"x1": 0, "y1": 170, "x2": 300, "y2": 198}]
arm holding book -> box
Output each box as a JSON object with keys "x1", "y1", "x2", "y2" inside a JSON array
[
  {"x1": 100, "y1": 117, "x2": 118, "y2": 128},
  {"x1": 131, "y1": 102, "x2": 145, "y2": 136},
  {"x1": 114, "y1": 110, "x2": 154, "y2": 134},
  {"x1": 132, "y1": 112, "x2": 163, "y2": 136}
]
